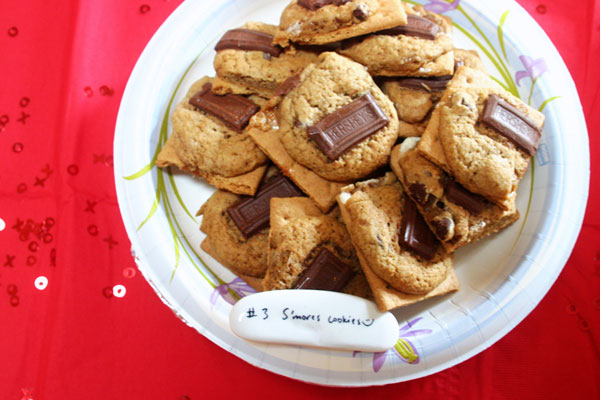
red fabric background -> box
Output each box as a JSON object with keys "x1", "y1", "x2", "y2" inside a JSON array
[{"x1": 0, "y1": 1, "x2": 598, "y2": 398}]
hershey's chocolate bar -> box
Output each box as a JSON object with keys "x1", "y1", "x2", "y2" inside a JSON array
[
  {"x1": 397, "y1": 75, "x2": 453, "y2": 92},
  {"x1": 226, "y1": 175, "x2": 303, "y2": 239},
  {"x1": 189, "y1": 83, "x2": 259, "y2": 132},
  {"x1": 298, "y1": 0, "x2": 350, "y2": 11},
  {"x1": 481, "y1": 94, "x2": 542, "y2": 156},
  {"x1": 307, "y1": 92, "x2": 389, "y2": 160},
  {"x1": 274, "y1": 74, "x2": 301, "y2": 97},
  {"x1": 294, "y1": 248, "x2": 354, "y2": 292},
  {"x1": 215, "y1": 28, "x2": 282, "y2": 57},
  {"x1": 398, "y1": 196, "x2": 438, "y2": 261},
  {"x1": 379, "y1": 14, "x2": 440, "y2": 40},
  {"x1": 445, "y1": 179, "x2": 487, "y2": 215}
]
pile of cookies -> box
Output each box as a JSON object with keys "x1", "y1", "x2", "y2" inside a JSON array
[{"x1": 156, "y1": 0, "x2": 545, "y2": 312}]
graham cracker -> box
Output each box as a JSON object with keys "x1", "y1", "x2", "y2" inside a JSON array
[
  {"x1": 200, "y1": 239, "x2": 264, "y2": 293},
  {"x1": 156, "y1": 136, "x2": 267, "y2": 196},
  {"x1": 247, "y1": 109, "x2": 348, "y2": 212}
]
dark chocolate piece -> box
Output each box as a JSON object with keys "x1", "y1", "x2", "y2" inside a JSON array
[
  {"x1": 227, "y1": 175, "x2": 303, "y2": 239},
  {"x1": 445, "y1": 179, "x2": 487, "y2": 215},
  {"x1": 295, "y1": 42, "x2": 342, "y2": 53},
  {"x1": 294, "y1": 248, "x2": 354, "y2": 292},
  {"x1": 307, "y1": 93, "x2": 389, "y2": 160},
  {"x1": 397, "y1": 75, "x2": 452, "y2": 92},
  {"x1": 215, "y1": 28, "x2": 282, "y2": 57},
  {"x1": 298, "y1": 0, "x2": 350, "y2": 11},
  {"x1": 340, "y1": 35, "x2": 365, "y2": 50},
  {"x1": 398, "y1": 196, "x2": 438, "y2": 261},
  {"x1": 189, "y1": 83, "x2": 260, "y2": 132},
  {"x1": 274, "y1": 74, "x2": 301, "y2": 97},
  {"x1": 378, "y1": 14, "x2": 440, "y2": 40},
  {"x1": 481, "y1": 94, "x2": 542, "y2": 156},
  {"x1": 408, "y1": 183, "x2": 429, "y2": 205}
]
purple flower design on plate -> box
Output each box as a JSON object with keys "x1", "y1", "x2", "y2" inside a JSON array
[
  {"x1": 423, "y1": 0, "x2": 460, "y2": 13},
  {"x1": 354, "y1": 317, "x2": 432, "y2": 372},
  {"x1": 210, "y1": 277, "x2": 257, "y2": 306},
  {"x1": 515, "y1": 55, "x2": 548, "y2": 86}
]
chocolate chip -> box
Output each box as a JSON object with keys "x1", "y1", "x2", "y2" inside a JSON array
[
  {"x1": 298, "y1": 0, "x2": 350, "y2": 10},
  {"x1": 425, "y1": 194, "x2": 438, "y2": 209},
  {"x1": 353, "y1": 6, "x2": 368, "y2": 21},
  {"x1": 431, "y1": 215, "x2": 454, "y2": 241},
  {"x1": 459, "y1": 96, "x2": 474, "y2": 111},
  {"x1": 438, "y1": 173, "x2": 449, "y2": 188},
  {"x1": 409, "y1": 183, "x2": 429, "y2": 205}
]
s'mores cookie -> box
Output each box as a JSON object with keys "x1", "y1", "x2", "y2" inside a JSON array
[
  {"x1": 337, "y1": 172, "x2": 458, "y2": 311},
  {"x1": 274, "y1": 0, "x2": 407, "y2": 46},
  {"x1": 198, "y1": 169, "x2": 304, "y2": 283},
  {"x1": 198, "y1": 189, "x2": 269, "y2": 282},
  {"x1": 382, "y1": 49, "x2": 485, "y2": 137},
  {"x1": 278, "y1": 52, "x2": 399, "y2": 181},
  {"x1": 212, "y1": 22, "x2": 320, "y2": 98},
  {"x1": 156, "y1": 77, "x2": 269, "y2": 195},
  {"x1": 263, "y1": 197, "x2": 372, "y2": 299},
  {"x1": 339, "y1": 4, "x2": 454, "y2": 77},
  {"x1": 250, "y1": 52, "x2": 399, "y2": 211},
  {"x1": 248, "y1": 104, "x2": 348, "y2": 212},
  {"x1": 391, "y1": 138, "x2": 519, "y2": 253},
  {"x1": 418, "y1": 67, "x2": 545, "y2": 209}
]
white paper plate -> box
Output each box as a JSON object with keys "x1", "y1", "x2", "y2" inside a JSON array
[{"x1": 114, "y1": 0, "x2": 589, "y2": 386}]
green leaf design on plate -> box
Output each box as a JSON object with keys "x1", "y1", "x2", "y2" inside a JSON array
[
  {"x1": 456, "y1": 5, "x2": 519, "y2": 96},
  {"x1": 498, "y1": 10, "x2": 510, "y2": 62},
  {"x1": 137, "y1": 189, "x2": 160, "y2": 231},
  {"x1": 527, "y1": 77, "x2": 539, "y2": 106},
  {"x1": 539, "y1": 96, "x2": 560, "y2": 112},
  {"x1": 124, "y1": 163, "x2": 154, "y2": 181},
  {"x1": 122, "y1": 35, "x2": 228, "y2": 287}
]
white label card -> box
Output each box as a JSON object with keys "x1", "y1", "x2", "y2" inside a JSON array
[{"x1": 229, "y1": 290, "x2": 399, "y2": 352}]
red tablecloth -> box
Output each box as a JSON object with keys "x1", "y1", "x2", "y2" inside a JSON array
[{"x1": 1, "y1": 1, "x2": 598, "y2": 398}]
